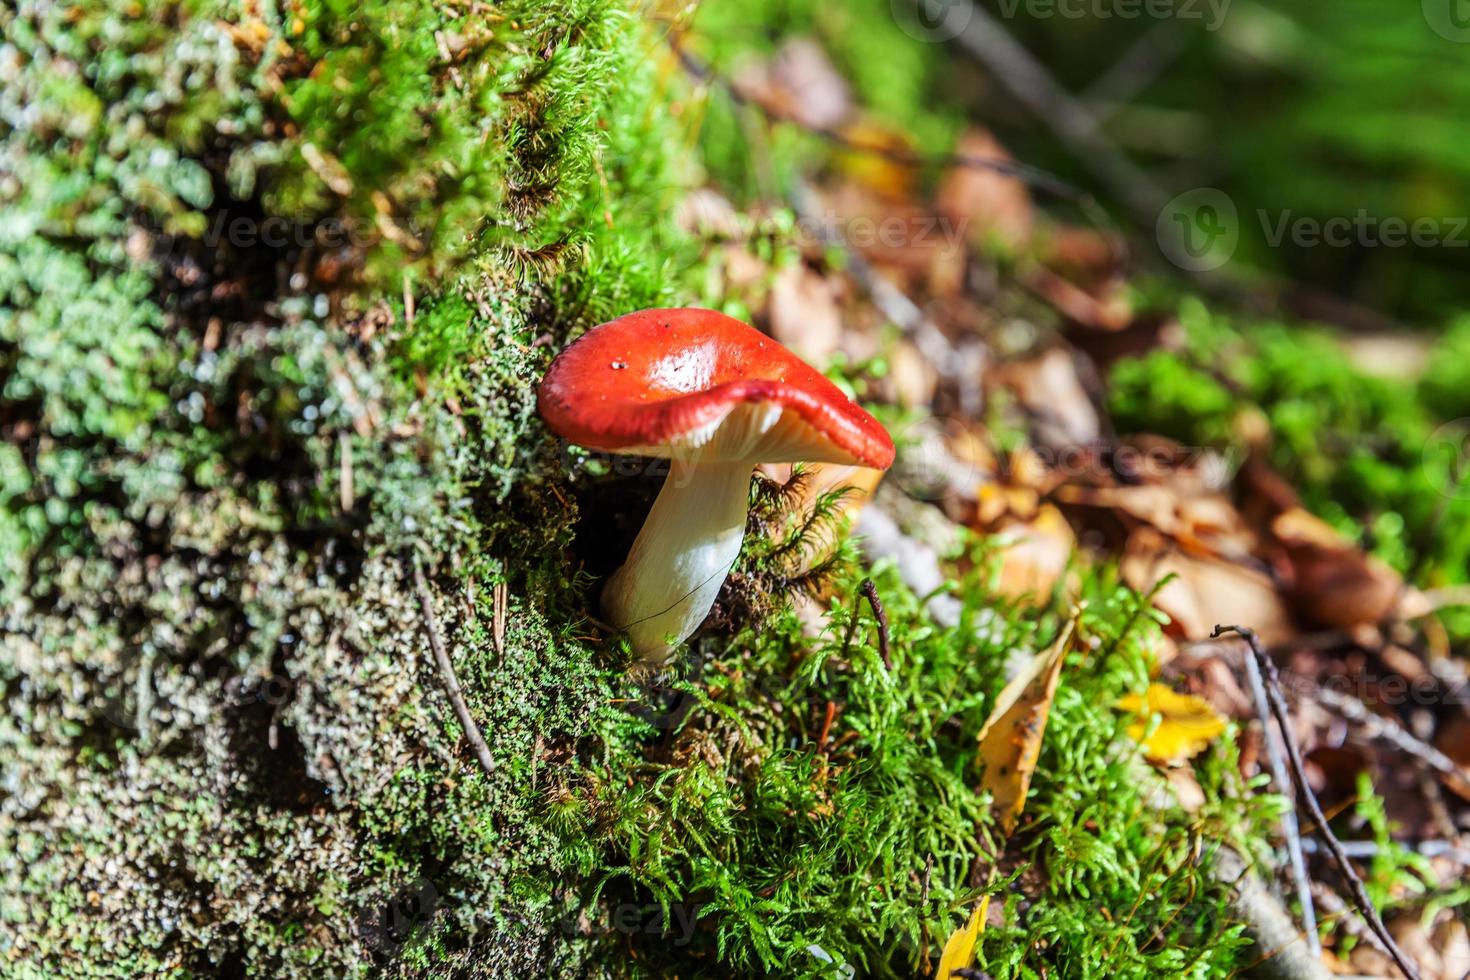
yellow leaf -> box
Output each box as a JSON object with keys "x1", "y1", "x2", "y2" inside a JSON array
[
  {"x1": 977, "y1": 617, "x2": 1075, "y2": 836},
  {"x1": 934, "y1": 894, "x2": 990, "y2": 980},
  {"x1": 1116, "y1": 683, "x2": 1228, "y2": 763}
]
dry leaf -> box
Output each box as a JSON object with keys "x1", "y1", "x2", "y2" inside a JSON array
[
  {"x1": 1116, "y1": 683, "x2": 1228, "y2": 764},
  {"x1": 977, "y1": 617, "x2": 1075, "y2": 835},
  {"x1": 766, "y1": 262, "x2": 844, "y2": 363},
  {"x1": 992, "y1": 347, "x2": 1100, "y2": 449},
  {"x1": 832, "y1": 120, "x2": 917, "y2": 201},
  {"x1": 1270, "y1": 507, "x2": 1426, "y2": 628},
  {"x1": 737, "y1": 37, "x2": 852, "y2": 131},
  {"x1": 936, "y1": 128, "x2": 1034, "y2": 252},
  {"x1": 990, "y1": 504, "x2": 1075, "y2": 601},
  {"x1": 887, "y1": 339, "x2": 938, "y2": 410},
  {"x1": 934, "y1": 895, "x2": 990, "y2": 980},
  {"x1": 1122, "y1": 528, "x2": 1294, "y2": 645}
]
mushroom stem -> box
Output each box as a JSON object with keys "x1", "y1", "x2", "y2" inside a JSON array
[{"x1": 602, "y1": 460, "x2": 754, "y2": 661}]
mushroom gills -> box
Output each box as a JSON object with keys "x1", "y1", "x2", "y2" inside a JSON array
[{"x1": 601, "y1": 459, "x2": 755, "y2": 660}]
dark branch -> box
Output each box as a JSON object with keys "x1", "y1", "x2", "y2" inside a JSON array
[
  {"x1": 412, "y1": 555, "x2": 497, "y2": 779},
  {"x1": 1212, "y1": 625, "x2": 1419, "y2": 980}
]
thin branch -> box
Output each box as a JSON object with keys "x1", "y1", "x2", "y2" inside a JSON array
[
  {"x1": 907, "y1": 0, "x2": 1167, "y2": 224},
  {"x1": 670, "y1": 38, "x2": 1089, "y2": 204},
  {"x1": 859, "y1": 579, "x2": 892, "y2": 670},
  {"x1": 1212, "y1": 625, "x2": 1420, "y2": 980},
  {"x1": 412, "y1": 555, "x2": 497, "y2": 778},
  {"x1": 1311, "y1": 681, "x2": 1470, "y2": 799},
  {"x1": 1243, "y1": 643, "x2": 1321, "y2": 957},
  {"x1": 839, "y1": 578, "x2": 892, "y2": 671}
]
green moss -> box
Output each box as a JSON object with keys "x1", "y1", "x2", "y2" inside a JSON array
[
  {"x1": 1, "y1": 0, "x2": 689, "y2": 974},
  {"x1": 1110, "y1": 297, "x2": 1470, "y2": 592},
  {"x1": 548, "y1": 544, "x2": 1273, "y2": 978},
  {"x1": 1, "y1": 2, "x2": 1315, "y2": 977}
]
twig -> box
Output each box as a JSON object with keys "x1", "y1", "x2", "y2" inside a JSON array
[
  {"x1": 838, "y1": 578, "x2": 892, "y2": 671},
  {"x1": 789, "y1": 178, "x2": 987, "y2": 417},
  {"x1": 816, "y1": 700, "x2": 837, "y2": 755},
  {"x1": 412, "y1": 555, "x2": 497, "y2": 778},
  {"x1": 1311, "y1": 680, "x2": 1470, "y2": 799},
  {"x1": 907, "y1": 0, "x2": 1167, "y2": 224},
  {"x1": 1081, "y1": 19, "x2": 1191, "y2": 115},
  {"x1": 670, "y1": 39, "x2": 1089, "y2": 204},
  {"x1": 1298, "y1": 838, "x2": 1470, "y2": 867},
  {"x1": 135, "y1": 645, "x2": 156, "y2": 747},
  {"x1": 1213, "y1": 845, "x2": 1334, "y2": 980},
  {"x1": 1243, "y1": 642, "x2": 1321, "y2": 957},
  {"x1": 1212, "y1": 626, "x2": 1420, "y2": 980},
  {"x1": 859, "y1": 579, "x2": 892, "y2": 670}
]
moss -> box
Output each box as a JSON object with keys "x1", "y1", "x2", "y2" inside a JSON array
[
  {"x1": 1, "y1": 1, "x2": 1310, "y2": 977},
  {"x1": 543, "y1": 536, "x2": 1274, "y2": 977},
  {"x1": 1, "y1": 0, "x2": 686, "y2": 974},
  {"x1": 1109, "y1": 297, "x2": 1470, "y2": 593}
]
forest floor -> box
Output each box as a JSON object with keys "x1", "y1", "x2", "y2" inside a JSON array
[{"x1": 3, "y1": 2, "x2": 1469, "y2": 978}]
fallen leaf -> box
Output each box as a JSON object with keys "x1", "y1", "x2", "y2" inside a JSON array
[
  {"x1": 887, "y1": 339, "x2": 938, "y2": 410},
  {"x1": 934, "y1": 895, "x2": 990, "y2": 980},
  {"x1": 977, "y1": 616, "x2": 1075, "y2": 835},
  {"x1": 1121, "y1": 528, "x2": 1294, "y2": 645},
  {"x1": 1271, "y1": 508, "x2": 1415, "y2": 628},
  {"x1": 992, "y1": 347, "x2": 1100, "y2": 450},
  {"x1": 989, "y1": 504, "x2": 1075, "y2": 601},
  {"x1": 832, "y1": 120, "x2": 917, "y2": 201},
  {"x1": 1116, "y1": 683, "x2": 1228, "y2": 764},
  {"x1": 766, "y1": 262, "x2": 844, "y2": 363},
  {"x1": 936, "y1": 128, "x2": 1034, "y2": 253},
  {"x1": 737, "y1": 37, "x2": 852, "y2": 131}
]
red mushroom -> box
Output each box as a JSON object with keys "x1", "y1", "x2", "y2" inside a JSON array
[{"x1": 538, "y1": 308, "x2": 895, "y2": 660}]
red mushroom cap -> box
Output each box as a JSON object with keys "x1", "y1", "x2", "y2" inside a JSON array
[{"x1": 537, "y1": 308, "x2": 895, "y2": 468}]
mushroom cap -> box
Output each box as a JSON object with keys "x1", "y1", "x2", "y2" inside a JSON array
[{"x1": 538, "y1": 308, "x2": 895, "y2": 468}]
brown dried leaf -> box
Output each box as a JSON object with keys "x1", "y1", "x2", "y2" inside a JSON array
[
  {"x1": 992, "y1": 347, "x2": 1100, "y2": 449},
  {"x1": 1271, "y1": 508, "x2": 1412, "y2": 629},
  {"x1": 937, "y1": 128, "x2": 1034, "y2": 252},
  {"x1": 1122, "y1": 528, "x2": 1294, "y2": 645},
  {"x1": 977, "y1": 617, "x2": 1075, "y2": 835},
  {"x1": 989, "y1": 504, "x2": 1075, "y2": 601},
  {"x1": 766, "y1": 262, "x2": 844, "y2": 364},
  {"x1": 737, "y1": 37, "x2": 852, "y2": 131}
]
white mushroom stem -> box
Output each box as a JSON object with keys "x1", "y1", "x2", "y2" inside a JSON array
[{"x1": 601, "y1": 459, "x2": 754, "y2": 661}]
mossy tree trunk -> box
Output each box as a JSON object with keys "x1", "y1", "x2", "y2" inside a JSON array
[{"x1": 1, "y1": 1, "x2": 680, "y2": 974}]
